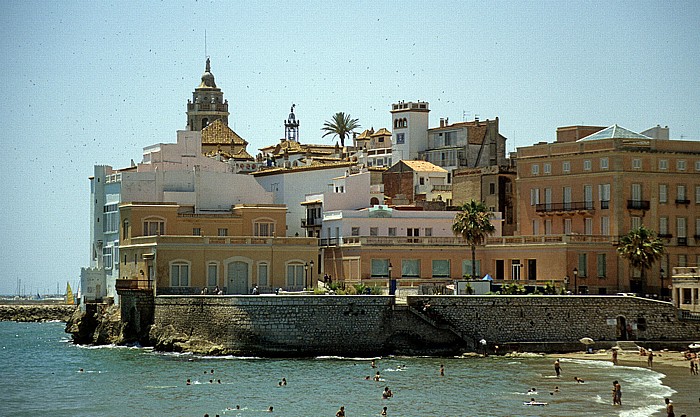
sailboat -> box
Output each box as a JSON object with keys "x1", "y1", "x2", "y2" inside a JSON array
[{"x1": 65, "y1": 282, "x2": 75, "y2": 305}]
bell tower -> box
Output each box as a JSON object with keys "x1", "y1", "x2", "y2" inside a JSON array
[
  {"x1": 187, "y1": 58, "x2": 229, "y2": 131},
  {"x1": 284, "y1": 104, "x2": 300, "y2": 142}
]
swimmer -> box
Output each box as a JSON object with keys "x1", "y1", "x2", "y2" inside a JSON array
[
  {"x1": 440, "y1": 364, "x2": 444, "y2": 376},
  {"x1": 282, "y1": 377, "x2": 287, "y2": 386},
  {"x1": 381, "y1": 406, "x2": 387, "y2": 416},
  {"x1": 374, "y1": 371, "x2": 381, "y2": 381},
  {"x1": 527, "y1": 387, "x2": 537, "y2": 394},
  {"x1": 267, "y1": 406, "x2": 273, "y2": 412},
  {"x1": 186, "y1": 379, "x2": 191, "y2": 385},
  {"x1": 217, "y1": 379, "x2": 221, "y2": 384},
  {"x1": 79, "y1": 368, "x2": 84, "y2": 373},
  {"x1": 371, "y1": 360, "x2": 376, "y2": 368},
  {"x1": 574, "y1": 377, "x2": 584, "y2": 383},
  {"x1": 336, "y1": 405, "x2": 345, "y2": 417},
  {"x1": 209, "y1": 379, "x2": 213, "y2": 384},
  {"x1": 382, "y1": 386, "x2": 393, "y2": 399},
  {"x1": 365, "y1": 375, "x2": 371, "y2": 380}
]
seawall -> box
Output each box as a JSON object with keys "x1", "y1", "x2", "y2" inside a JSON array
[
  {"x1": 0, "y1": 303, "x2": 77, "y2": 322},
  {"x1": 118, "y1": 292, "x2": 700, "y2": 356}
]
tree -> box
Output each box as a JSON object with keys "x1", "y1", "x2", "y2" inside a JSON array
[
  {"x1": 321, "y1": 112, "x2": 360, "y2": 148},
  {"x1": 616, "y1": 225, "x2": 666, "y2": 295},
  {"x1": 452, "y1": 201, "x2": 496, "y2": 280}
]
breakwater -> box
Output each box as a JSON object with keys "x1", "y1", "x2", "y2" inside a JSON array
[
  {"x1": 115, "y1": 292, "x2": 700, "y2": 356},
  {"x1": 0, "y1": 303, "x2": 76, "y2": 322}
]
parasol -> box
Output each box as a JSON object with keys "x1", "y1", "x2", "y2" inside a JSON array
[{"x1": 579, "y1": 337, "x2": 595, "y2": 345}]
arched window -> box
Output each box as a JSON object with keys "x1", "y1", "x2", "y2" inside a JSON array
[
  {"x1": 254, "y1": 218, "x2": 276, "y2": 237},
  {"x1": 143, "y1": 217, "x2": 165, "y2": 236},
  {"x1": 370, "y1": 197, "x2": 380, "y2": 206}
]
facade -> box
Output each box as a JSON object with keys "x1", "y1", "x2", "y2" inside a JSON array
[
  {"x1": 117, "y1": 203, "x2": 318, "y2": 294},
  {"x1": 671, "y1": 266, "x2": 700, "y2": 313},
  {"x1": 452, "y1": 166, "x2": 517, "y2": 235},
  {"x1": 355, "y1": 127, "x2": 393, "y2": 168},
  {"x1": 514, "y1": 125, "x2": 700, "y2": 294}
]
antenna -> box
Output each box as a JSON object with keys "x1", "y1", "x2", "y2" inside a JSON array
[{"x1": 204, "y1": 30, "x2": 208, "y2": 59}]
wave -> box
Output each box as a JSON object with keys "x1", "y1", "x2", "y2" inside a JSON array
[
  {"x1": 75, "y1": 343, "x2": 148, "y2": 350},
  {"x1": 314, "y1": 355, "x2": 381, "y2": 361}
]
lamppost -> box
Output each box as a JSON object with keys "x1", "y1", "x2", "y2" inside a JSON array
[
  {"x1": 388, "y1": 262, "x2": 395, "y2": 295},
  {"x1": 564, "y1": 275, "x2": 570, "y2": 294},
  {"x1": 573, "y1": 267, "x2": 578, "y2": 295},
  {"x1": 310, "y1": 260, "x2": 314, "y2": 290},
  {"x1": 304, "y1": 263, "x2": 309, "y2": 290},
  {"x1": 660, "y1": 268, "x2": 665, "y2": 300}
]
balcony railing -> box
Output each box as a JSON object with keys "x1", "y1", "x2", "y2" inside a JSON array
[
  {"x1": 301, "y1": 218, "x2": 321, "y2": 227},
  {"x1": 675, "y1": 199, "x2": 690, "y2": 205},
  {"x1": 600, "y1": 200, "x2": 610, "y2": 209},
  {"x1": 627, "y1": 200, "x2": 650, "y2": 210},
  {"x1": 658, "y1": 233, "x2": 673, "y2": 239},
  {"x1": 535, "y1": 201, "x2": 594, "y2": 213},
  {"x1": 321, "y1": 234, "x2": 616, "y2": 247},
  {"x1": 677, "y1": 237, "x2": 688, "y2": 246},
  {"x1": 115, "y1": 279, "x2": 153, "y2": 291}
]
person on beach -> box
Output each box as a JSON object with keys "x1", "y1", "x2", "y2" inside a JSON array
[
  {"x1": 612, "y1": 380, "x2": 622, "y2": 405},
  {"x1": 665, "y1": 397, "x2": 674, "y2": 417},
  {"x1": 554, "y1": 359, "x2": 561, "y2": 377},
  {"x1": 648, "y1": 350, "x2": 654, "y2": 368},
  {"x1": 612, "y1": 348, "x2": 618, "y2": 365},
  {"x1": 440, "y1": 364, "x2": 444, "y2": 376},
  {"x1": 336, "y1": 405, "x2": 345, "y2": 417}
]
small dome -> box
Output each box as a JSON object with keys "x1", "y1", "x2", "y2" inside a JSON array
[{"x1": 198, "y1": 58, "x2": 217, "y2": 88}]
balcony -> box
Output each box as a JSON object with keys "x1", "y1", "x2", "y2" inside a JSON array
[
  {"x1": 677, "y1": 237, "x2": 688, "y2": 246},
  {"x1": 675, "y1": 199, "x2": 690, "y2": 205},
  {"x1": 600, "y1": 200, "x2": 610, "y2": 209},
  {"x1": 535, "y1": 201, "x2": 594, "y2": 213},
  {"x1": 301, "y1": 218, "x2": 321, "y2": 227},
  {"x1": 627, "y1": 200, "x2": 650, "y2": 210},
  {"x1": 115, "y1": 278, "x2": 153, "y2": 291},
  {"x1": 658, "y1": 233, "x2": 673, "y2": 239}
]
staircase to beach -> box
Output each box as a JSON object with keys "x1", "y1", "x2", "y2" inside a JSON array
[{"x1": 615, "y1": 341, "x2": 640, "y2": 352}]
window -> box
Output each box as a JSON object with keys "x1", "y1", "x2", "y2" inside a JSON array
[
  {"x1": 597, "y1": 254, "x2": 607, "y2": 278},
  {"x1": 564, "y1": 218, "x2": 572, "y2": 235},
  {"x1": 659, "y1": 184, "x2": 667, "y2": 203},
  {"x1": 601, "y1": 216, "x2": 610, "y2": 235},
  {"x1": 677, "y1": 160, "x2": 686, "y2": 171},
  {"x1": 677, "y1": 217, "x2": 687, "y2": 238},
  {"x1": 531, "y1": 164, "x2": 539, "y2": 175},
  {"x1": 144, "y1": 219, "x2": 165, "y2": 236},
  {"x1": 562, "y1": 161, "x2": 570, "y2": 173},
  {"x1": 696, "y1": 217, "x2": 700, "y2": 236},
  {"x1": 584, "y1": 185, "x2": 593, "y2": 209},
  {"x1": 407, "y1": 228, "x2": 419, "y2": 237},
  {"x1": 103, "y1": 203, "x2": 119, "y2": 233},
  {"x1": 563, "y1": 186, "x2": 572, "y2": 210},
  {"x1": 122, "y1": 220, "x2": 130, "y2": 239},
  {"x1": 584, "y1": 218, "x2": 593, "y2": 235},
  {"x1": 543, "y1": 163, "x2": 551, "y2": 174},
  {"x1": 696, "y1": 186, "x2": 700, "y2": 204},
  {"x1": 207, "y1": 263, "x2": 218, "y2": 287},
  {"x1": 424, "y1": 228, "x2": 432, "y2": 237},
  {"x1": 370, "y1": 227, "x2": 378, "y2": 236},
  {"x1": 388, "y1": 227, "x2": 396, "y2": 237},
  {"x1": 600, "y1": 158, "x2": 609, "y2": 169},
  {"x1": 396, "y1": 133, "x2": 405, "y2": 144},
  {"x1": 631, "y1": 183, "x2": 642, "y2": 201},
  {"x1": 659, "y1": 159, "x2": 668, "y2": 170},
  {"x1": 678, "y1": 254, "x2": 687, "y2": 267},
  {"x1": 217, "y1": 228, "x2": 228, "y2": 237},
  {"x1": 102, "y1": 246, "x2": 113, "y2": 269},
  {"x1": 419, "y1": 177, "x2": 425, "y2": 185},
  {"x1": 578, "y1": 253, "x2": 587, "y2": 277},
  {"x1": 462, "y1": 260, "x2": 481, "y2": 278},
  {"x1": 371, "y1": 259, "x2": 390, "y2": 277},
  {"x1": 432, "y1": 260, "x2": 450, "y2": 278},
  {"x1": 530, "y1": 188, "x2": 540, "y2": 206},
  {"x1": 632, "y1": 158, "x2": 642, "y2": 169},
  {"x1": 286, "y1": 263, "x2": 304, "y2": 287},
  {"x1": 170, "y1": 262, "x2": 190, "y2": 287},
  {"x1": 193, "y1": 227, "x2": 201, "y2": 236},
  {"x1": 489, "y1": 182, "x2": 495, "y2": 195},
  {"x1": 258, "y1": 263, "x2": 269, "y2": 287},
  {"x1": 532, "y1": 220, "x2": 539, "y2": 235},
  {"x1": 677, "y1": 185, "x2": 687, "y2": 201},
  {"x1": 696, "y1": 161, "x2": 700, "y2": 171},
  {"x1": 545, "y1": 219, "x2": 552, "y2": 235},
  {"x1": 598, "y1": 184, "x2": 610, "y2": 208},
  {"x1": 631, "y1": 216, "x2": 642, "y2": 229},
  {"x1": 401, "y1": 259, "x2": 421, "y2": 277},
  {"x1": 659, "y1": 217, "x2": 669, "y2": 235},
  {"x1": 254, "y1": 221, "x2": 275, "y2": 236},
  {"x1": 583, "y1": 160, "x2": 592, "y2": 171},
  {"x1": 351, "y1": 227, "x2": 360, "y2": 236}
]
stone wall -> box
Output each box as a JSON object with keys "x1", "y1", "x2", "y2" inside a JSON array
[
  {"x1": 124, "y1": 294, "x2": 700, "y2": 356},
  {"x1": 119, "y1": 289, "x2": 155, "y2": 345},
  {"x1": 0, "y1": 304, "x2": 76, "y2": 322}
]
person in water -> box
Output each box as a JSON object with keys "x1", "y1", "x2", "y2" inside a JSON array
[
  {"x1": 439, "y1": 364, "x2": 444, "y2": 376},
  {"x1": 554, "y1": 359, "x2": 561, "y2": 377},
  {"x1": 574, "y1": 377, "x2": 584, "y2": 383},
  {"x1": 382, "y1": 386, "x2": 393, "y2": 399},
  {"x1": 612, "y1": 380, "x2": 622, "y2": 405},
  {"x1": 336, "y1": 406, "x2": 345, "y2": 417},
  {"x1": 374, "y1": 371, "x2": 381, "y2": 381},
  {"x1": 381, "y1": 406, "x2": 387, "y2": 416},
  {"x1": 665, "y1": 398, "x2": 674, "y2": 417}
]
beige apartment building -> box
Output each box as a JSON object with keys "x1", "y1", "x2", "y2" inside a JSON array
[
  {"x1": 117, "y1": 203, "x2": 318, "y2": 295},
  {"x1": 514, "y1": 125, "x2": 700, "y2": 294}
]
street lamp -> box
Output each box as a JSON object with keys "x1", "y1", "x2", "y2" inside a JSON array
[
  {"x1": 388, "y1": 262, "x2": 395, "y2": 295},
  {"x1": 304, "y1": 263, "x2": 309, "y2": 290},
  {"x1": 573, "y1": 268, "x2": 578, "y2": 295},
  {"x1": 660, "y1": 268, "x2": 665, "y2": 300},
  {"x1": 564, "y1": 275, "x2": 570, "y2": 294},
  {"x1": 310, "y1": 260, "x2": 314, "y2": 290}
]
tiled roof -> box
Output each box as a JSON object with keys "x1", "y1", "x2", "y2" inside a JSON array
[
  {"x1": 357, "y1": 128, "x2": 374, "y2": 140},
  {"x1": 371, "y1": 127, "x2": 392, "y2": 136},
  {"x1": 578, "y1": 124, "x2": 651, "y2": 141},
  {"x1": 201, "y1": 119, "x2": 248, "y2": 145},
  {"x1": 402, "y1": 160, "x2": 448, "y2": 173}
]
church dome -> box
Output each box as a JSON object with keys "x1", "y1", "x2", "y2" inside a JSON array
[{"x1": 198, "y1": 58, "x2": 217, "y2": 88}]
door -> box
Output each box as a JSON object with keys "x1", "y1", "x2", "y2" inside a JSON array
[
  {"x1": 495, "y1": 260, "x2": 504, "y2": 280},
  {"x1": 227, "y1": 261, "x2": 249, "y2": 294}
]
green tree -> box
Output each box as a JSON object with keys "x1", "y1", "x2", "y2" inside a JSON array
[
  {"x1": 321, "y1": 112, "x2": 360, "y2": 147},
  {"x1": 616, "y1": 225, "x2": 666, "y2": 294},
  {"x1": 452, "y1": 200, "x2": 496, "y2": 280}
]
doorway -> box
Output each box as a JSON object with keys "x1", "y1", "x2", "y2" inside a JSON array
[{"x1": 227, "y1": 261, "x2": 249, "y2": 294}]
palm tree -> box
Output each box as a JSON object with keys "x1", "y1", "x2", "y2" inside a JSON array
[
  {"x1": 321, "y1": 112, "x2": 360, "y2": 148},
  {"x1": 616, "y1": 225, "x2": 666, "y2": 294},
  {"x1": 452, "y1": 201, "x2": 496, "y2": 279}
]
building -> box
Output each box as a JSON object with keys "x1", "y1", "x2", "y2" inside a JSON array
[
  {"x1": 513, "y1": 124, "x2": 700, "y2": 294},
  {"x1": 671, "y1": 266, "x2": 700, "y2": 313},
  {"x1": 117, "y1": 203, "x2": 318, "y2": 294},
  {"x1": 382, "y1": 160, "x2": 449, "y2": 205}
]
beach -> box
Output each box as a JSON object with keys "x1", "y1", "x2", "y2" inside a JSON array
[{"x1": 550, "y1": 348, "x2": 700, "y2": 417}]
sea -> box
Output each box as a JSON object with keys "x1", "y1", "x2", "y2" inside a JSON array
[{"x1": 0, "y1": 321, "x2": 674, "y2": 417}]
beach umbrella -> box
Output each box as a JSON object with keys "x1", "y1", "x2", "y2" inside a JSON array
[
  {"x1": 482, "y1": 274, "x2": 493, "y2": 281},
  {"x1": 611, "y1": 346, "x2": 621, "y2": 350},
  {"x1": 579, "y1": 337, "x2": 595, "y2": 345},
  {"x1": 689, "y1": 343, "x2": 700, "y2": 350}
]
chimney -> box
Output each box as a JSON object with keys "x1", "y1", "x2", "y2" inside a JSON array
[{"x1": 439, "y1": 118, "x2": 445, "y2": 128}]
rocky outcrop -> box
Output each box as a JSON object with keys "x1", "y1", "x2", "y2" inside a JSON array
[
  {"x1": 65, "y1": 303, "x2": 124, "y2": 345},
  {"x1": 149, "y1": 323, "x2": 225, "y2": 355},
  {"x1": 0, "y1": 304, "x2": 76, "y2": 322}
]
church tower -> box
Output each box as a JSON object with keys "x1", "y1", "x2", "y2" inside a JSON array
[
  {"x1": 187, "y1": 58, "x2": 229, "y2": 131},
  {"x1": 284, "y1": 104, "x2": 300, "y2": 142}
]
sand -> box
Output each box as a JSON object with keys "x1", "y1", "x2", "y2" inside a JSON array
[{"x1": 549, "y1": 349, "x2": 700, "y2": 416}]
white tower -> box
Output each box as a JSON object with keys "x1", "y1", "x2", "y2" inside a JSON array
[
  {"x1": 390, "y1": 100, "x2": 429, "y2": 161},
  {"x1": 284, "y1": 104, "x2": 300, "y2": 142}
]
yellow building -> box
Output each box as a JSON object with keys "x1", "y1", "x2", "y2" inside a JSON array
[{"x1": 117, "y1": 203, "x2": 318, "y2": 294}]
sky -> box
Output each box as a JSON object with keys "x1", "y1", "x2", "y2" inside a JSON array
[{"x1": 0, "y1": 1, "x2": 699, "y2": 295}]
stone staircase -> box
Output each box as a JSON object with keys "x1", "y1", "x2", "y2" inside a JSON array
[{"x1": 615, "y1": 341, "x2": 640, "y2": 352}]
